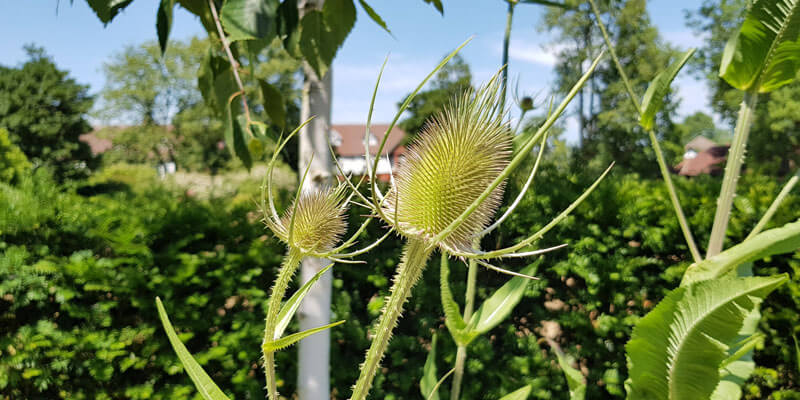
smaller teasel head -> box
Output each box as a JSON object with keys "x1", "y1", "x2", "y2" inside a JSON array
[
  {"x1": 265, "y1": 183, "x2": 349, "y2": 255},
  {"x1": 382, "y1": 77, "x2": 512, "y2": 252}
]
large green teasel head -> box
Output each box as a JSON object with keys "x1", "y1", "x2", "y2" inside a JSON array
[{"x1": 383, "y1": 77, "x2": 512, "y2": 252}]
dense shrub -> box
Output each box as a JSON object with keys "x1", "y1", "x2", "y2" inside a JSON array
[
  {"x1": 1, "y1": 165, "x2": 797, "y2": 399},
  {"x1": 0, "y1": 128, "x2": 30, "y2": 184}
]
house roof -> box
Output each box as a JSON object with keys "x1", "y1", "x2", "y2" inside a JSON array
[
  {"x1": 675, "y1": 145, "x2": 729, "y2": 176},
  {"x1": 78, "y1": 133, "x2": 113, "y2": 155},
  {"x1": 685, "y1": 136, "x2": 717, "y2": 152},
  {"x1": 331, "y1": 124, "x2": 406, "y2": 157}
]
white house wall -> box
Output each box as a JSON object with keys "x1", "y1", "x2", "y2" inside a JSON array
[{"x1": 338, "y1": 156, "x2": 394, "y2": 176}]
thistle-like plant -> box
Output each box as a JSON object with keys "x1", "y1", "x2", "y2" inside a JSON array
[
  {"x1": 347, "y1": 42, "x2": 610, "y2": 400},
  {"x1": 259, "y1": 121, "x2": 390, "y2": 400}
]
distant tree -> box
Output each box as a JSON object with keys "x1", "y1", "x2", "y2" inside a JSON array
[
  {"x1": 398, "y1": 54, "x2": 473, "y2": 142},
  {"x1": 0, "y1": 128, "x2": 31, "y2": 183},
  {"x1": 541, "y1": 0, "x2": 678, "y2": 173},
  {"x1": 0, "y1": 45, "x2": 96, "y2": 180},
  {"x1": 687, "y1": 0, "x2": 800, "y2": 174}
]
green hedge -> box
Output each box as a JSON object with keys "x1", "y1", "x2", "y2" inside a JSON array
[{"x1": 1, "y1": 166, "x2": 798, "y2": 399}]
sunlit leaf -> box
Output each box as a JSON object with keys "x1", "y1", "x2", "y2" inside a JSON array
[
  {"x1": 498, "y1": 385, "x2": 532, "y2": 400},
  {"x1": 626, "y1": 275, "x2": 788, "y2": 400},
  {"x1": 552, "y1": 347, "x2": 586, "y2": 400},
  {"x1": 274, "y1": 263, "x2": 334, "y2": 339},
  {"x1": 262, "y1": 320, "x2": 345, "y2": 352},
  {"x1": 299, "y1": 0, "x2": 356, "y2": 77},
  {"x1": 467, "y1": 262, "x2": 539, "y2": 335},
  {"x1": 358, "y1": 0, "x2": 391, "y2": 34},
  {"x1": 681, "y1": 219, "x2": 800, "y2": 286},
  {"x1": 439, "y1": 254, "x2": 472, "y2": 346},
  {"x1": 220, "y1": 0, "x2": 279, "y2": 42},
  {"x1": 85, "y1": 0, "x2": 134, "y2": 24},
  {"x1": 155, "y1": 297, "x2": 231, "y2": 400},
  {"x1": 719, "y1": 0, "x2": 800, "y2": 92},
  {"x1": 420, "y1": 334, "x2": 440, "y2": 400},
  {"x1": 640, "y1": 48, "x2": 695, "y2": 131}
]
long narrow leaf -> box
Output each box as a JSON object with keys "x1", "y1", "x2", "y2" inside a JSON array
[
  {"x1": 640, "y1": 48, "x2": 695, "y2": 131},
  {"x1": 439, "y1": 253, "x2": 471, "y2": 346},
  {"x1": 155, "y1": 297, "x2": 230, "y2": 400},
  {"x1": 681, "y1": 219, "x2": 800, "y2": 286},
  {"x1": 550, "y1": 344, "x2": 586, "y2": 400},
  {"x1": 467, "y1": 262, "x2": 538, "y2": 335},
  {"x1": 420, "y1": 334, "x2": 440, "y2": 400},
  {"x1": 275, "y1": 263, "x2": 334, "y2": 339},
  {"x1": 262, "y1": 320, "x2": 345, "y2": 352},
  {"x1": 498, "y1": 385, "x2": 532, "y2": 400}
]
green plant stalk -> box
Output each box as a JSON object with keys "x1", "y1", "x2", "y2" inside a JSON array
[
  {"x1": 351, "y1": 238, "x2": 434, "y2": 400},
  {"x1": 707, "y1": 90, "x2": 759, "y2": 257},
  {"x1": 500, "y1": 0, "x2": 516, "y2": 110},
  {"x1": 449, "y1": 240, "x2": 479, "y2": 400},
  {"x1": 746, "y1": 169, "x2": 799, "y2": 240},
  {"x1": 587, "y1": 0, "x2": 701, "y2": 262},
  {"x1": 262, "y1": 248, "x2": 303, "y2": 400}
]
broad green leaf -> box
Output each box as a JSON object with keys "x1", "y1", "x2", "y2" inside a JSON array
[
  {"x1": 358, "y1": 0, "x2": 391, "y2": 34},
  {"x1": 552, "y1": 347, "x2": 586, "y2": 400},
  {"x1": 719, "y1": 0, "x2": 800, "y2": 92},
  {"x1": 420, "y1": 334, "x2": 439, "y2": 400},
  {"x1": 439, "y1": 253, "x2": 472, "y2": 346},
  {"x1": 640, "y1": 48, "x2": 695, "y2": 131},
  {"x1": 263, "y1": 320, "x2": 345, "y2": 352},
  {"x1": 299, "y1": 0, "x2": 356, "y2": 77},
  {"x1": 681, "y1": 219, "x2": 800, "y2": 285},
  {"x1": 498, "y1": 385, "x2": 532, "y2": 400},
  {"x1": 220, "y1": 0, "x2": 279, "y2": 42},
  {"x1": 156, "y1": 0, "x2": 175, "y2": 55},
  {"x1": 625, "y1": 275, "x2": 787, "y2": 400},
  {"x1": 274, "y1": 263, "x2": 334, "y2": 339},
  {"x1": 259, "y1": 80, "x2": 287, "y2": 130},
  {"x1": 85, "y1": 0, "x2": 134, "y2": 23},
  {"x1": 467, "y1": 262, "x2": 538, "y2": 335},
  {"x1": 155, "y1": 297, "x2": 231, "y2": 400}
]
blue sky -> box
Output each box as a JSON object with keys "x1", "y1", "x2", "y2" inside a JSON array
[{"x1": 0, "y1": 1, "x2": 710, "y2": 143}]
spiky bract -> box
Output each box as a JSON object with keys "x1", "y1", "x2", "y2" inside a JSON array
[
  {"x1": 266, "y1": 184, "x2": 348, "y2": 254},
  {"x1": 384, "y1": 80, "x2": 511, "y2": 252}
]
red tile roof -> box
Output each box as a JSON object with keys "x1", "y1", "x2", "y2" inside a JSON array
[{"x1": 332, "y1": 124, "x2": 406, "y2": 157}]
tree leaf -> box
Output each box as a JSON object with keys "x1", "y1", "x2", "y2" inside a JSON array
[
  {"x1": 220, "y1": 0, "x2": 279, "y2": 42},
  {"x1": 519, "y1": 0, "x2": 574, "y2": 9},
  {"x1": 262, "y1": 320, "x2": 345, "y2": 352},
  {"x1": 85, "y1": 0, "x2": 134, "y2": 24},
  {"x1": 552, "y1": 347, "x2": 586, "y2": 400},
  {"x1": 719, "y1": 0, "x2": 800, "y2": 92},
  {"x1": 498, "y1": 385, "x2": 532, "y2": 400},
  {"x1": 156, "y1": 0, "x2": 175, "y2": 55},
  {"x1": 640, "y1": 48, "x2": 695, "y2": 131},
  {"x1": 439, "y1": 253, "x2": 473, "y2": 346},
  {"x1": 681, "y1": 219, "x2": 800, "y2": 286},
  {"x1": 625, "y1": 275, "x2": 788, "y2": 400},
  {"x1": 420, "y1": 334, "x2": 440, "y2": 400},
  {"x1": 232, "y1": 115, "x2": 253, "y2": 170},
  {"x1": 259, "y1": 80, "x2": 287, "y2": 130},
  {"x1": 358, "y1": 0, "x2": 391, "y2": 34},
  {"x1": 277, "y1": 0, "x2": 300, "y2": 57},
  {"x1": 299, "y1": 0, "x2": 356, "y2": 78},
  {"x1": 274, "y1": 263, "x2": 334, "y2": 339},
  {"x1": 155, "y1": 297, "x2": 231, "y2": 400},
  {"x1": 467, "y1": 261, "x2": 538, "y2": 335},
  {"x1": 422, "y1": 0, "x2": 444, "y2": 14}
]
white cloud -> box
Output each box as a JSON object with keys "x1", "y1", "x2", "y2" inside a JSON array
[{"x1": 508, "y1": 43, "x2": 558, "y2": 66}]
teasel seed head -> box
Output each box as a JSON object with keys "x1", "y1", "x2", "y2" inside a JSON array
[
  {"x1": 383, "y1": 78, "x2": 512, "y2": 252},
  {"x1": 265, "y1": 184, "x2": 349, "y2": 255}
]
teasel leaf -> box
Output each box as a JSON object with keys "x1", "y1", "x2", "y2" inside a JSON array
[
  {"x1": 262, "y1": 320, "x2": 345, "y2": 352},
  {"x1": 439, "y1": 253, "x2": 474, "y2": 346},
  {"x1": 420, "y1": 334, "x2": 441, "y2": 400},
  {"x1": 640, "y1": 48, "x2": 695, "y2": 131},
  {"x1": 498, "y1": 385, "x2": 532, "y2": 400},
  {"x1": 155, "y1": 297, "x2": 231, "y2": 400},
  {"x1": 275, "y1": 263, "x2": 335, "y2": 339},
  {"x1": 466, "y1": 261, "x2": 539, "y2": 336}
]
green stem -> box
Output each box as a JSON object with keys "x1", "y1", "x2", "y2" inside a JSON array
[
  {"x1": 707, "y1": 90, "x2": 759, "y2": 257},
  {"x1": 263, "y1": 248, "x2": 303, "y2": 400},
  {"x1": 351, "y1": 238, "x2": 434, "y2": 400},
  {"x1": 746, "y1": 169, "x2": 800, "y2": 240},
  {"x1": 500, "y1": 0, "x2": 516, "y2": 111},
  {"x1": 449, "y1": 242, "x2": 479, "y2": 400},
  {"x1": 587, "y1": 0, "x2": 701, "y2": 262}
]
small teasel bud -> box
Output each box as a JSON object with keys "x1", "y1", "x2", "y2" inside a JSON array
[
  {"x1": 519, "y1": 96, "x2": 535, "y2": 112},
  {"x1": 383, "y1": 78, "x2": 512, "y2": 252},
  {"x1": 266, "y1": 184, "x2": 348, "y2": 254}
]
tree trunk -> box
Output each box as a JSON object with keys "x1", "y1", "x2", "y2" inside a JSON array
[{"x1": 296, "y1": 1, "x2": 334, "y2": 397}]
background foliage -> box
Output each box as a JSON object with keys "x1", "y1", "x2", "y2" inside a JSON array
[{"x1": 2, "y1": 163, "x2": 797, "y2": 399}]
